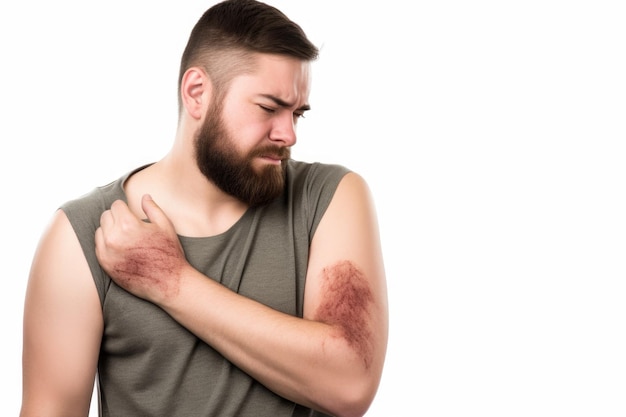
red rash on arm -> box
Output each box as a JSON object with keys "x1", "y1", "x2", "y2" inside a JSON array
[
  {"x1": 111, "y1": 232, "x2": 184, "y2": 299},
  {"x1": 314, "y1": 260, "x2": 374, "y2": 368}
]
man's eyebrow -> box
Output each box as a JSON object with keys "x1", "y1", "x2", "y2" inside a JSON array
[{"x1": 259, "y1": 94, "x2": 311, "y2": 112}]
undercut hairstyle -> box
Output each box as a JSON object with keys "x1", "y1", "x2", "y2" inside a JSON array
[{"x1": 177, "y1": 0, "x2": 319, "y2": 112}]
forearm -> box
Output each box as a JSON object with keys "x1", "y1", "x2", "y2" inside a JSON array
[
  {"x1": 157, "y1": 266, "x2": 379, "y2": 417},
  {"x1": 94, "y1": 190, "x2": 387, "y2": 416}
]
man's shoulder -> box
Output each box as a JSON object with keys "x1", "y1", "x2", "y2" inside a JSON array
[
  {"x1": 60, "y1": 165, "x2": 148, "y2": 223},
  {"x1": 286, "y1": 159, "x2": 351, "y2": 184},
  {"x1": 283, "y1": 160, "x2": 351, "y2": 214}
]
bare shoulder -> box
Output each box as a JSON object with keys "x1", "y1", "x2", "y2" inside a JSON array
[
  {"x1": 21, "y1": 209, "x2": 102, "y2": 416},
  {"x1": 308, "y1": 171, "x2": 384, "y2": 273},
  {"x1": 28, "y1": 209, "x2": 97, "y2": 290},
  {"x1": 24, "y1": 207, "x2": 103, "y2": 345}
]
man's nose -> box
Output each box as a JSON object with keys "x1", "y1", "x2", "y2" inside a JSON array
[{"x1": 269, "y1": 112, "x2": 297, "y2": 147}]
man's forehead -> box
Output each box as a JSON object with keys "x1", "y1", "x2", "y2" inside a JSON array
[{"x1": 230, "y1": 56, "x2": 311, "y2": 103}]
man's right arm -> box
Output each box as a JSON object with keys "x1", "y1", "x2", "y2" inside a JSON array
[{"x1": 20, "y1": 209, "x2": 103, "y2": 417}]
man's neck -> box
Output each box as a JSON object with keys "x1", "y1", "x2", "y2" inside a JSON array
[{"x1": 124, "y1": 155, "x2": 249, "y2": 238}]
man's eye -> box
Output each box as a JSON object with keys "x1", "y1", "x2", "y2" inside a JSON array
[
  {"x1": 294, "y1": 112, "x2": 306, "y2": 119},
  {"x1": 260, "y1": 105, "x2": 275, "y2": 113}
]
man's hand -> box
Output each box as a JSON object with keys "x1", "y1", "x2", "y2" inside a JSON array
[{"x1": 95, "y1": 194, "x2": 188, "y2": 303}]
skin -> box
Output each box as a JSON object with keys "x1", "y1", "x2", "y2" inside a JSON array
[
  {"x1": 21, "y1": 53, "x2": 388, "y2": 417},
  {"x1": 315, "y1": 260, "x2": 375, "y2": 369}
]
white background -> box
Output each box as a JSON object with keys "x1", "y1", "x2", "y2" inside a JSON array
[{"x1": 2, "y1": 1, "x2": 625, "y2": 416}]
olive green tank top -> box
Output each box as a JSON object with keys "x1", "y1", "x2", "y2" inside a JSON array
[{"x1": 61, "y1": 160, "x2": 349, "y2": 417}]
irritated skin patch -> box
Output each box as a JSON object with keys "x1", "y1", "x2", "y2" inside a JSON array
[
  {"x1": 314, "y1": 260, "x2": 374, "y2": 368},
  {"x1": 112, "y1": 232, "x2": 183, "y2": 299}
]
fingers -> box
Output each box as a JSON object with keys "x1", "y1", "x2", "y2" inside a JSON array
[
  {"x1": 141, "y1": 194, "x2": 169, "y2": 228},
  {"x1": 97, "y1": 200, "x2": 125, "y2": 236},
  {"x1": 98, "y1": 206, "x2": 113, "y2": 230},
  {"x1": 97, "y1": 196, "x2": 173, "y2": 246},
  {"x1": 109, "y1": 199, "x2": 131, "y2": 219},
  {"x1": 94, "y1": 225, "x2": 104, "y2": 257},
  {"x1": 96, "y1": 200, "x2": 132, "y2": 246}
]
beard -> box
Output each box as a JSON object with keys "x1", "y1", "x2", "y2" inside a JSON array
[{"x1": 194, "y1": 102, "x2": 290, "y2": 207}]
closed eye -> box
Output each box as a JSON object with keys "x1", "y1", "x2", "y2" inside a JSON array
[{"x1": 259, "y1": 105, "x2": 276, "y2": 114}]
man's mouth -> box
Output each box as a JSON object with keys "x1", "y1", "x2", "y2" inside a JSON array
[
  {"x1": 258, "y1": 154, "x2": 283, "y2": 165},
  {"x1": 252, "y1": 146, "x2": 290, "y2": 165}
]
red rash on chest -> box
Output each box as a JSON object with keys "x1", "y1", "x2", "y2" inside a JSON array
[
  {"x1": 112, "y1": 233, "x2": 183, "y2": 298},
  {"x1": 314, "y1": 260, "x2": 374, "y2": 368}
]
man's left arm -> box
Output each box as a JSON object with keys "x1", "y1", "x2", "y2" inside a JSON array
[{"x1": 301, "y1": 171, "x2": 389, "y2": 413}]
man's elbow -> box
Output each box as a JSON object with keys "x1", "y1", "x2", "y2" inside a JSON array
[{"x1": 330, "y1": 374, "x2": 381, "y2": 417}]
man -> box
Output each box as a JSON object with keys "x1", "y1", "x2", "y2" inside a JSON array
[{"x1": 20, "y1": 1, "x2": 388, "y2": 416}]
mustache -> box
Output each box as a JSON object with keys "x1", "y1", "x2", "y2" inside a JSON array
[{"x1": 248, "y1": 145, "x2": 291, "y2": 160}]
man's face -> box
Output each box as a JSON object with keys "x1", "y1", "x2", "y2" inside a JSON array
[
  {"x1": 194, "y1": 99, "x2": 290, "y2": 207},
  {"x1": 194, "y1": 54, "x2": 311, "y2": 207}
]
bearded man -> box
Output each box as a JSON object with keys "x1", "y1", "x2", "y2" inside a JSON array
[{"x1": 20, "y1": 1, "x2": 388, "y2": 416}]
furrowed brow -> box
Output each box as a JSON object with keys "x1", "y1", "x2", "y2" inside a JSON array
[{"x1": 259, "y1": 94, "x2": 311, "y2": 112}]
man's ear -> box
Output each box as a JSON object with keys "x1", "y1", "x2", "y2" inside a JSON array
[{"x1": 180, "y1": 67, "x2": 212, "y2": 120}]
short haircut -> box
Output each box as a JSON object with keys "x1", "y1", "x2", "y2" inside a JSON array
[{"x1": 178, "y1": 0, "x2": 319, "y2": 110}]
